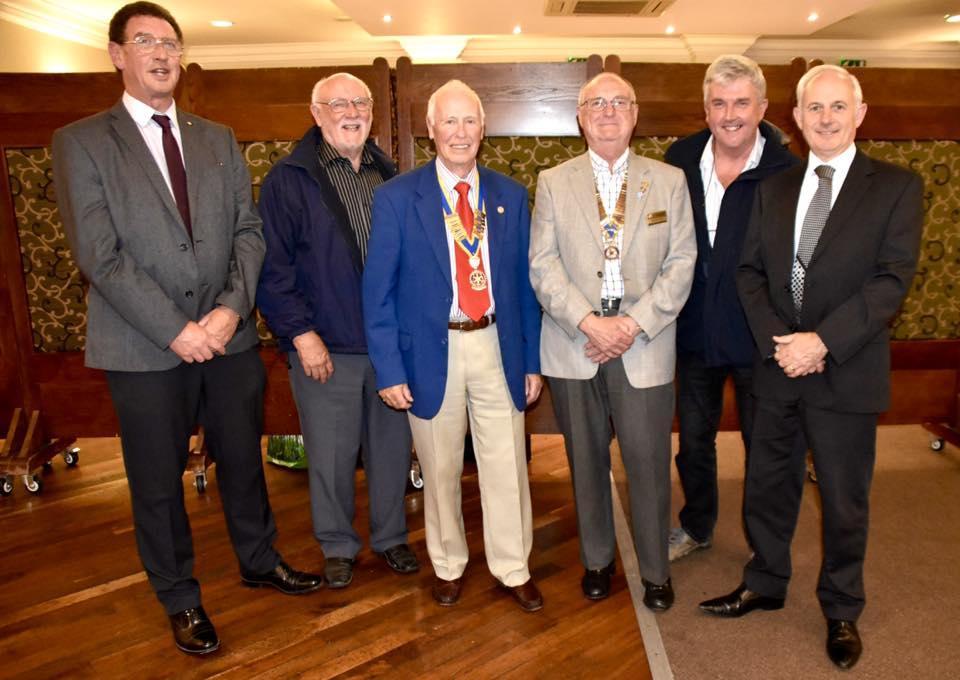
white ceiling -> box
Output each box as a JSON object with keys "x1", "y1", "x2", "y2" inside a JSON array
[{"x1": 1, "y1": 0, "x2": 958, "y2": 70}]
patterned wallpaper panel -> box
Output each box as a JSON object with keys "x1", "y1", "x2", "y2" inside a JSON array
[{"x1": 6, "y1": 137, "x2": 959, "y2": 352}]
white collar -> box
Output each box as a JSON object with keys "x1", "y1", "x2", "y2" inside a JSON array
[{"x1": 122, "y1": 91, "x2": 179, "y2": 130}]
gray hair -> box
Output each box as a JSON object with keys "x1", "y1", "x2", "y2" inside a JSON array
[
  {"x1": 426, "y1": 79, "x2": 485, "y2": 124},
  {"x1": 578, "y1": 72, "x2": 637, "y2": 106},
  {"x1": 795, "y1": 64, "x2": 863, "y2": 106},
  {"x1": 703, "y1": 54, "x2": 766, "y2": 102},
  {"x1": 310, "y1": 72, "x2": 372, "y2": 104}
]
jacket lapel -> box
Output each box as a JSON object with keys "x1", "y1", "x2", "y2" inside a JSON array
[
  {"x1": 179, "y1": 112, "x2": 206, "y2": 240},
  {"x1": 414, "y1": 160, "x2": 453, "y2": 289},
  {"x1": 568, "y1": 153, "x2": 605, "y2": 252},
  {"x1": 478, "y1": 167, "x2": 505, "y2": 282},
  {"x1": 770, "y1": 166, "x2": 805, "y2": 289},
  {"x1": 809, "y1": 150, "x2": 873, "y2": 266},
  {"x1": 622, "y1": 152, "x2": 652, "y2": 258},
  {"x1": 109, "y1": 101, "x2": 185, "y2": 234}
]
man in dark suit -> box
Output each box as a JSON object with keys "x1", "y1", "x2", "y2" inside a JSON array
[
  {"x1": 700, "y1": 65, "x2": 923, "y2": 670},
  {"x1": 52, "y1": 1, "x2": 321, "y2": 656},
  {"x1": 257, "y1": 73, "x2": 418, "y2": 590},
  {"x1": 363, "y1": 80, "x2": 544, "y2": 612},
  {"x1": 664, "y1": 55, "x2": 799, "y2": 562}
]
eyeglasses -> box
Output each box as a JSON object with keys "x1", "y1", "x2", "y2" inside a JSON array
[
  {"x1": 123, "y1": 33, "x2": 184, "y2": 57},
  {"x1": 580, "y1": 96, "x2": 635, "y2": 112},
  {"x1": 313, "y1": 97, "x2": 374, "y2": 113}
]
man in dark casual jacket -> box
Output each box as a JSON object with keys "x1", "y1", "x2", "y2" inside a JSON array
[
  {"x1": 257, "y1": 73, "x2": 419, "y2": 589},
  {"x1": 664, "y1": 55, "x2": 799, "y2": 561}
]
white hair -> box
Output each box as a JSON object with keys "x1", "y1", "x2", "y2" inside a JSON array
[
  {"x1": 703, "y1": 54, "x2": 766, "y2": 103},
  {"x1": 796, "y1": 64, "x2": 863, "y2": 106},
  {"x1": 578, "y1": 72, "x2": 637, "y2": 106},
  {"x1": 310, "y1": 72, "x2": 372, "y2": 104},
  {"x1": 426, "y1": 79, "x2": 485, "y2": 124}
]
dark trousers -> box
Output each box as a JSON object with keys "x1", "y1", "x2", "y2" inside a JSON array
[
  {"x1": 288, "y1": 351, "x2": 411, "y2": 558},
  {"x1": 550, "y1": 360, "x2": 673, "y2": 586},
  {"x1": 743, "y1": 397, "x2": 877, "y2": 621},
  {"x1": 106, "y1": 348, "x2": 279, "y2": 615},
  {"x1": 675, "y1": 351, "x2": 755, "y2": 543}
]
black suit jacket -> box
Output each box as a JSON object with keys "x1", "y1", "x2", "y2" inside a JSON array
[{"x1": 737, "y1": 149, "x2": 923, "y2": 413}]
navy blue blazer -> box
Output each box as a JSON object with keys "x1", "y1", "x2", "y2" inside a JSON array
[{"x1": 363, "y1": 160, "x2": 542, "y2": 420}]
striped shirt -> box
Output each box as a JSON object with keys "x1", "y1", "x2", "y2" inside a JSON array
[
  {"x1": 589, "y1": 148, "x2": 629, "y2": 300},
  {"x1": 317, "y1": 138, "x2": 386, "y2": 263}
]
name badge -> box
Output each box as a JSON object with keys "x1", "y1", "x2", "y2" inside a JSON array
[{"x1": 647, "y1": 210, "x2": 667, "y2": 225}]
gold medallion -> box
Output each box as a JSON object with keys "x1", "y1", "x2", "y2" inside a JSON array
[
  {"x1": 469, "y1": 269, "x2": 488, "y2": 291},
  {"x1": 469, "y1": 255, "x2": 481, "y2": 269},
  {"x1": 604, "y1": 245, "x2": 620, "y2": 260}
]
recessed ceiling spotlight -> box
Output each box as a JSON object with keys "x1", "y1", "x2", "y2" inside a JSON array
[
  {"x1": 383, "y1": 14, "x2": 392, "y2": 23},
  {"x1": 808, "y1": 12, "x2": 819, "y2": 22},
  {"x1": 210, "y1": 20, "x2": 233, "y2": 28},
  {"x1": 665, "y1": 25, "x2": 675, "y2": 34},
  {"x1": 945, "y1": 14, "x2": 960, "y2": 23},
  {"x1": 513, "y1": 24, "x2": 522, "y2": 35}
]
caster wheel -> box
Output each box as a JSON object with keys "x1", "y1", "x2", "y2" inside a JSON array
[
  {"x1": 408, "y1": 460, "x2": 424, "y2": 490},
  {"x1": 1, "y1": 476, "x2": 12, "y2": 496},
  {"x1": 63, "y1": 448, "x2": 80, "y2": 467},
  {"x1": 195, "y1": 474, "x2": 207, "y2": 494},
  {"x1": 930, "y1": 438, "x2": 945, "y2": 452},
  {"x1": 23, "y1": 474, "x2": 42, "y2": 495}
]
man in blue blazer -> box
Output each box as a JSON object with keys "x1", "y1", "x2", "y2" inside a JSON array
[{"x1": 363, "y1": 80, "x2": 544, "y2": 612}]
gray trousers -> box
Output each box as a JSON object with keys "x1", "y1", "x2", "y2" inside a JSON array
[
  {"x1": 550, "y1": 359, "x2": 673, "y2": 586},
  {"x1": 288, "y1": 351, "x2": 412, "y2": 558}
]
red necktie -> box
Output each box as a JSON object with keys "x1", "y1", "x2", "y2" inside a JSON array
[
  {"x1": 454, "y1": 181, "x2": 490, "y2": 321},
  {"x1": 152, "y1": 114, "x2": 192, "y2": 240}
]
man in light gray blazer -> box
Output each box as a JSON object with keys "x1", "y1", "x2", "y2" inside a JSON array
[
  {"x1": 52, "y1": 1, "x2": 321, "y2": 656},
  {"x1": 530, "y1": 72, "x2": 695, "y2": 611}
]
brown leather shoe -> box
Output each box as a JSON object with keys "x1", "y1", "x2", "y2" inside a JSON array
[
  {"x1": 432, "y1": 577, "x2": 462, "y2": 606},
  {"x1": 499, "y1": 579, "x2": 543, "y2": 612}
]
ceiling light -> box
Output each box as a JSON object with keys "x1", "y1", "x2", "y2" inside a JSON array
[
  {"x1": 383, "y1": 14, "x2": 392, "y2": 23},
  {"x1": 210, "y1": 20, "x2": 233, "y2": 28},
  {"x1": 513, "y1": 24, "x2": 521, "y2": 35},
  {"x1": 945, "y1": 14, "x2": 960, "y2": 23},
  {"x1": 665, "y1": 25, "x2": 675, "y2": 34},
  {"x1": 808, "y1": 12, "x2": 819, "y2": 22}
]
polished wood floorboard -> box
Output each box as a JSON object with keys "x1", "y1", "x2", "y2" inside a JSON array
[{"x1": 0, "y1": 435, "x2": 651, "y2": 680}]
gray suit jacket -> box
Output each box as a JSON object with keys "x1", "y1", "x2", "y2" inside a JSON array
[
  {"x1": 529, "y1": 151, "x2": 696, "y2": 388},
  {"x1": 52, "y1": 100, "x2": 264, "y2": 371}
]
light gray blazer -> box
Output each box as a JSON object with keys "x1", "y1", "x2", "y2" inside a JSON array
[
  {"x1": 52, "y1": 100, "x2": 264, "y2": 372},
  {"x1": 529, "y1": 151, "x2": 696, "y2": 388}
]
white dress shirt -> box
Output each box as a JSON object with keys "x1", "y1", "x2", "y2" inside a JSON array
[
  {"x1": 589, "y1": 147, "x2": 629, "y2": 300},
  {"x1": 794, "y1": 143, "x2": 857, "y2": 256},
  {"x1": 121, "y1": 91, "x2": 185, "y2": 199},
  {"x1": 436, "y1": 158, "x2": 495, "y2": 321},
  {"x1": 699, "y1": 130, "x2": 766, "y2": 247}
]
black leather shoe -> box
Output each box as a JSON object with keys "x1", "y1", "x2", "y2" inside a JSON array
[
  {"x1": 378, "y1": 544, "x2": 420, "y2": 574},
  {"x1": 699, "y1": 583, "x2": 784, "y2": 617},
  {"x1": 241, "y1": 560, "x2": 324, "y2": 594},
  {"x1": 826, "y1": 619, "x2": 862, "y2": 670},
  {"x1": 169, "y1": 606, "x2": 220, "y2": 655},
  {"x1": 581, "y1": 562, "x2": 615, "y2": 600},
  {"x1": 642, "y1": 577, "x2": 674, "y2": 612},
  {"x1": 324, "y1": 557, "x2": 354, "y2": 589}
]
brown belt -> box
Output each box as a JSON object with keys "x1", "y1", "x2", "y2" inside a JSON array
[{"x1": 448, "y1": 314, "x2": 495, "y2": 332}]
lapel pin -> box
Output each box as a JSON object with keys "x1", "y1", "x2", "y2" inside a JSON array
[
  {"x1": 497, "y1": 206, "x2": 505, "y2": 214},
  {"x1": 186, "y1": 120, "x2": 193, "y2": 126}
]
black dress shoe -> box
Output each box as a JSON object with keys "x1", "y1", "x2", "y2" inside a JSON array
[
  {"x1": 581, "y1": 562, "x2": 615, "y2": 601},
  {"x1": 826, "y1": 619, "x2": 862, "y2": 669},
  {"x1": 241, "y1": 559, "x2": 324, "y2": 594},
  {"x1": 324, "y1": 557, "x2": 354, "y2": 589},
  {"x1": 432, "y1": 576, "x2": 462, "y2": 606},
  {"x1": 699, "y1": 583, "x2": 784, "y2": 617},
  {"x1": 378, "y1": 544, "x2": 420, "y2": 574},
  {"x1": 169, "y1": 606, "x2": 220, "y2": 655},
  {"x1": 642, "y1": 577, "x2": 674, "y2": 612}
]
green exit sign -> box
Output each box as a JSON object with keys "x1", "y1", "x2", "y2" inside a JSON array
[{"x1": 839, "y1": 58, "x2": 867, "y2": 67}]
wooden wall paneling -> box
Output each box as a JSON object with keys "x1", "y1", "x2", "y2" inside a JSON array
[
  {"x1": 394, "y1": 56, "x2": 603, "y2": 171},
  {"x1": 185, "y1": 58, "x2": 394, "y2": 150}
]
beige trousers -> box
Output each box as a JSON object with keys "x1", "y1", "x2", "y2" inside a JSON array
[{"x1": 408, "y1": 325, "x2": 533, "y2": 586}]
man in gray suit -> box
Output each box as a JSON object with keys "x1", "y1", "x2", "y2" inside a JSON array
[
  {"x1": 52, "y1": 1, "x2": 321, "y2": 656},
  {"x1": 529, "y1": 72, "x2": 695, "y2": 611}
]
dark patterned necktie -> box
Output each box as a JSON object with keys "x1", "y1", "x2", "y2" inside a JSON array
[
  {"x1": 791, "y1": 164, "x2": 834, "y2": 318},
  {"x1": 151, "y1": 114, "x2": 192, "y2": 240}
]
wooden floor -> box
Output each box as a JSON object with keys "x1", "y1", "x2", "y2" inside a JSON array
[{"x1": 0, "y1": 435, "x2": 651, "y2": 679}]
